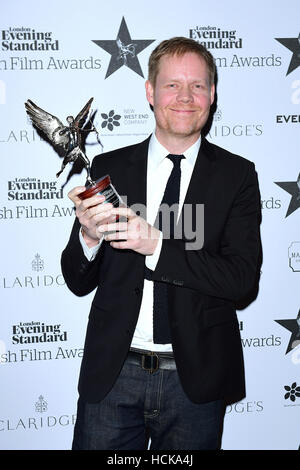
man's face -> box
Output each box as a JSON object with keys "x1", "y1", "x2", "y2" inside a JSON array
[{"x1": 146, "y1": 52, "x2": 215, "y2": 145}]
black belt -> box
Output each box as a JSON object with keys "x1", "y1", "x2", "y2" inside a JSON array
[{"x1": 128, "y1": 348, "x2": 176, "y2": 374}]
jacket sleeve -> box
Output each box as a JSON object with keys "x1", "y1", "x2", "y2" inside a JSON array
[
  {"x1": 61, "y1": 216, "x2": 104, "y2": 296},
  {"x1": 152, "y1": 162, "x2": 262, "y2": 302}
]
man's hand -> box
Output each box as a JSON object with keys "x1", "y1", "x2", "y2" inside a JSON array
[
  {"x1": 97, "y1": 207, "x2": 161, "y2": 256},
  {"x1": 68, "y1": 186, "x2": 116, "y2": 248}
]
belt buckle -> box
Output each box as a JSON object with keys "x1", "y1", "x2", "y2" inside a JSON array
[{"x1": 142, "y1": 351, "x2": 159, "y2": 374}]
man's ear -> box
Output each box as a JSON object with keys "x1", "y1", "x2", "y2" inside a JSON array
[
  {"x1": 145, "y1": 80, "x2": 154, "y2": 106},
  {"x1": 210, "y1": 83, "x2": 215, "y2": 105}
]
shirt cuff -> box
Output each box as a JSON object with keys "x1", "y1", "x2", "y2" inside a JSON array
[
  {"x1": 79, "y1": 228, "x2": 103, "y2": 261},
  {"x1": 145, "y1": 231, "x2": 163, "y2": 270}
]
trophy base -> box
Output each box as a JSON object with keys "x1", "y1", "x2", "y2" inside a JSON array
[{"x1": 78, "y1": 175, "x2": 122, "y2": 207}]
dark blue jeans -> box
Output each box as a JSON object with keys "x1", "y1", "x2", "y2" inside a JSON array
[{"x1": 72, "y1": 355, "x2": 224, "y2": 450}]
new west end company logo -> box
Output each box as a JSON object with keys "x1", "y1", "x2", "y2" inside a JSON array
[
  {"x1": 275, "y1": 173, "x2": 300, "y2": 217},
  {"x1": 284, "y1": 382, "x2": 300, "y2": 403},
  {"x1": 100, "y1": 108, "x2": 151, "y2": 133},
  {"x1": 275, "y1": 33, "x2": 300, "y2": 75},
  {"x1": 92, "y1": 17, "x2": 155, "y2": 78},
  {"x1": 101, "y1": 110, "x2": 121, "y2": 131}
]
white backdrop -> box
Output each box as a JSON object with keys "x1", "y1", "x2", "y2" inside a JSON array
[{"x1": 1, "y1": 0, "x2": 299, "y2": 450}]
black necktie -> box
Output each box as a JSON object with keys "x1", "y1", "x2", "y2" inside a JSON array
[{"x1": 145, "y1": 154, "x2": 185, "y2": 344}]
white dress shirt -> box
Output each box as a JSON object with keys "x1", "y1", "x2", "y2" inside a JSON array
[{"x1": 80, "y1": 133, "x2": 201, "y2": 352}]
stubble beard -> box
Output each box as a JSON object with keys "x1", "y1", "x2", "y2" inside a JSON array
[{"x1": 155, "y1": 108, "x2": 209, "y2": 142}]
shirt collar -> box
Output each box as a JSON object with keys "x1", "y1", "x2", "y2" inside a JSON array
[{"x1": 148, "y1": 133, "x2": 201, "y2": 169}]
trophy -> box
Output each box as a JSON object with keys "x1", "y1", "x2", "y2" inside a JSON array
[{"x1": 24, "y1": 97, "x2": 122, "y2": 206}]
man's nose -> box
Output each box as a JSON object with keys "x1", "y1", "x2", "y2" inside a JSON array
[{"x1": 176, "y1": 85, "x2": 193, "y2": 103}]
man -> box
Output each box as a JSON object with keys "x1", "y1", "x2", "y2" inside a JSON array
[{"x1": 61, "y1": 37, "x2": 261, "y2": 450}]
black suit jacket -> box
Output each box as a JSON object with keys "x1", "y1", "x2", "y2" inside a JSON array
[{"x1": 61, "y1": 136, "x2": 261, "y2": 405}]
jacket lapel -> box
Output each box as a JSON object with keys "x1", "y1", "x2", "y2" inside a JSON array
[
  {"x1": 183, "y1": 137, "x2": 215, "y2": 207},
  {"x1": 178, "y1": 137, "x2": 216, "y2": 243},
  {"x1": 124, "y1": 137, "x2": 149, "y2": 212}
]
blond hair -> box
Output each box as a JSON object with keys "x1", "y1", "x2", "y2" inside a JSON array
[{"x1": 148, "y1": 37, "x2": 216, "y2": 86}]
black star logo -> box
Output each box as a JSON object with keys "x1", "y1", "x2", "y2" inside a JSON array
[
  {"x1": 275, "y1": 33, "x2": 300, "y2": 75},
  {"x1": 275, "y1": 173, "x2": 300, "y2": 217},
  {"x1": 92, "y1": 17, "x2": 155, "y2": 79},
  {"x1": 276, "y1": 309, "x2": 300, "y2": 354}
]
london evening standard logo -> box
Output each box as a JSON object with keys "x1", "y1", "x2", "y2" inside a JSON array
[
  {"x1": 92, "y1": 17, "x2": 155, "y2": 78},
  {"x1": 0, "y1": 26, "x2": 100, "y2": 71},
  {"x1": 7, "y1": 177, "x2": 63, "y2": 201},
  {"x1": 1, "y1": 322, "x2": 83, "y2": 365},
  {"x1": 0, "y1": 177, "x2": 75, "y2": 221},
  {"x1": 189, "y1": 25, "x2": 243, "y2": 49},
  {"x1": 0, "y1": 396, "x2": 76, "y2": 432},
  {"x1": 11, "y1": 320, "x2": 67, "y2": 345},
  {"x1": 1, "y1": 27, "x2": 59, "y2": 51},
  {"x1": 190, "y1": 25, "x2": 281, "y2": 69}
]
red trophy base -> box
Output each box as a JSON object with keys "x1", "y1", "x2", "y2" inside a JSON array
[{"x1": 78, "y1": 175, "x2": 122, "y2": 207}]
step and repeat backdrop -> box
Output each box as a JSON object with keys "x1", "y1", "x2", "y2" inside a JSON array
[{"x1": 1, "y1": 0, "x2": 299, "y2": 450}]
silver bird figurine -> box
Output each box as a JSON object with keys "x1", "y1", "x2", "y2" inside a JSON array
[{"x1": 25, "y1": 97, "x2": 102, "y2": 186}]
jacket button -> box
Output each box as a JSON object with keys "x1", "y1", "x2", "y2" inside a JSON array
[
  {"x1": 134, "y1": 287, "x2": 141, "y2": 295},
  {"x1": 79, "y1": 263, "x2": 87, "y2": 273}
]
